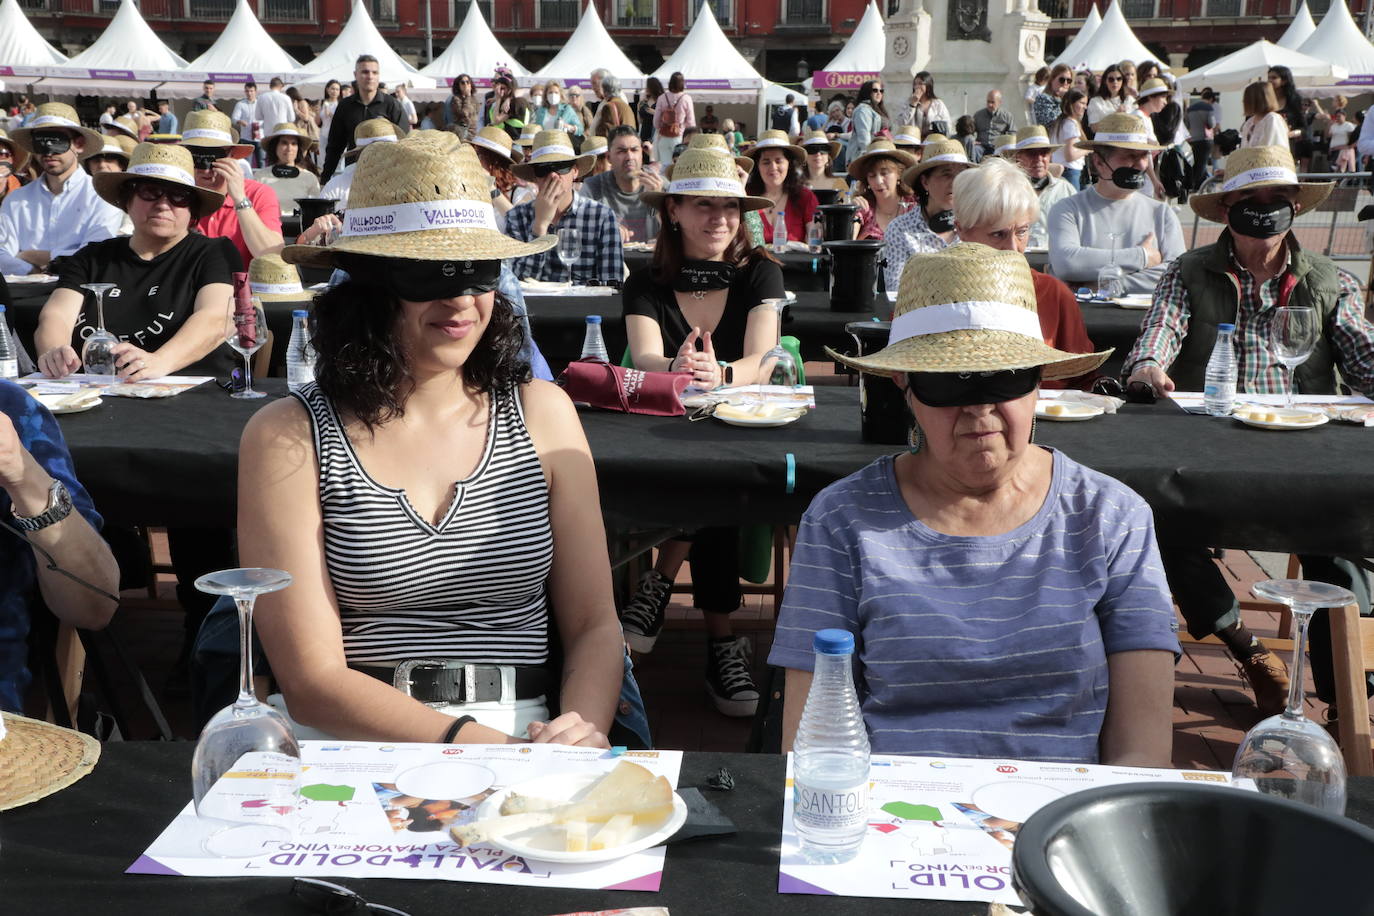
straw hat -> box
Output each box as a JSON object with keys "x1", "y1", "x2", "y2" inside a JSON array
[
  {"x1": 923, "y1": 133, "x2": 948, "y2": 147},
  {"x1": 847, "y1": 139, "x2": 918, "y2": 180},
  {"x1": 800, "y1": 129, "x2": 842, "y2": 162},
  {"x1": 146, "y1": 133, "x2": 182, "y2": 145},
  {"x1": 1074, "y1": 112, "x2": 1165, "y2": 152},
  {"x1": 902, "y1": 138, "x2": 975, "y2": 187},
  {"x1": 641, "y1": 147, "x2": 773, "y2": 213},
  {"x1": 282, "y1": 129, "x2": 555, "y2": 268},
  {"x1": 891, "y1": 124, "x2": 922, "y2": 149},
  {"x1": 0, "y1": 711, "x2": 101, "y2": 811},
  {"x1": 1136, "y1": 77, "x2": 1170, "y2": 101},
  {"x1": 744, "y1": 129, "x2": 806, "y2": 164},
  {"x1": 1189, "y1": 145, "x2": 1333, "y2": 224},
  {"x1": 87, "y1": 133, "x2": 137, "y2": 165},
  {"x1": 514, "y1": 123, "x2": 538, "y2": 149},
  {"x1": 178, "y1": 109, "x2": 254, "y2": 159},
  {"x1": 825, "y1": 243, "x2": 1111, "y2": 381},
  {"x1": 470, "y1": 125, "x2": 522, "y2": 163},
  {"x1": 248, "y1": 252, "x2": 307, "y2": 301},
  {"x1": 580, "y1": 135, "x2": 608, "y2": 158},
  {"x1": 92, "y1": 142, "x2": 226, "y2": 214},
  {"x1": 1008, "y1": 125, "x2": 1061, "y2": 154},
  {"x1": 10, "y1": 103, "x2": 104, "y2": 156},
  {"x1": 107, "y1": 114, "x2": 141, "y2": 140},
  {"x1": 511, "y1": 129, "x2": 595, "y2": 181},
  {"x1": 665, "y1": 133, "x2": 753, "y2": 178},
  {"x1": 262, "y1": 122, "x2": 316, "y2": 158},
  {"x1": 994, "y1": 134, "x2": 1017, "y2": 157},
  {"x1": 0, "y1": 127, "x2": 29, "y2": 172},
  {"x1": 346, "y1": 118, "x2": 400, "y2": 159}
]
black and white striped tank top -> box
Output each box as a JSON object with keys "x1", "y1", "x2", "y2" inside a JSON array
[{"x1": 293, "y1": 383, "x2": 554, "y2": 667}]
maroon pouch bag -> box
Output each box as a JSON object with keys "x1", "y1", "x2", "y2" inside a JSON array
[{"x1": 558, "y1": 359, "x2": 691, "y2": 416}]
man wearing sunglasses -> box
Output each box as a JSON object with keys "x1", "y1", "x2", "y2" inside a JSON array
[
  {"x1": 179, "y1": 109, "x2": 284, "y2": 269},
  {"x1": 0, "y1": 103, "x2": 123, "y2": 276},
  {"x1": 504, "y1": 129, "x2": 623, "y2": 284}
]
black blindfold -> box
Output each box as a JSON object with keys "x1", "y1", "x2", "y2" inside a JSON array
[{"x1": 906, "y1": 367, "x2": 1042, "y2": 408}]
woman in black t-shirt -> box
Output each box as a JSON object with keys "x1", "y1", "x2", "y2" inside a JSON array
[
  {"x1": 35, "y1": 143, "x2": 239, "y2": 380},
  {"x1": 619, "y1": 147, "x2": 783, "y2": 719}
]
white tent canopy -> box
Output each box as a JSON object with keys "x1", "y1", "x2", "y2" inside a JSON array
[
  {"x1": 291, "y1": 0, "x2": 435, "y2": 91},
  {"x1": 0, "y1": 0, "x2": 67, "y2": 69},
  {"x1": 61, "y1": 0, "x2": 188, "y2": 74},
  {"x1": 535, "y1": 1, "x2": 645, "y2": 88},
  {"x1": 1052, "y1": 4, "x2": 1102, "y2": 70},
  {"x1": 1175, "y1": 39, "x2": 1347, "y2": 92},
  {"x1": 651, "y1": 1, "x2": 762, "y2": 97},
  {"x1": 1298, "y1": 0, "x2": 1374, "y2": 85},
  {"x1": 1059, "y1": 0, "x2": 1154, "y2": 72},
  {"x1": 1277, "y1": 1, "x2": 1317, "y2": 50},
  {"x1": 420, "y1": 1, "x2": 529, "y2": 88},
  {"x1": 183, "y1": 0, "x2": 300, "y2": 81},
  {"x1": 818, "y1": 0, "x2": 884, "y2": 74}
]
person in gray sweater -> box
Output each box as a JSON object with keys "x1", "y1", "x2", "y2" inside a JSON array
[{"x1": 1047, "y1": 113, "x2": 1184, "y2": 293}]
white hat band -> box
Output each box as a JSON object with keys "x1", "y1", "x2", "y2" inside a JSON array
[
  {"x1": 30, "y1": 115, "x2": 81, "y2": 131},
  {"x1": 1137, "y1": 86, "x2": 1168, "y2": 98},
  {"x1": 531, "y1": 143, "x2": 576, "y2": 160},
  {"x1": 1015, "y1": 136, "x2": 1052, "y2": 148},
  {"x1": 752, "y1": 137, "x2": 791, "y2": 148},
  {"x1": 996, "y1": 143, "x2": 1015, "y2": 155},
  {"x1": 99, "y1": 142, "x2": 127, "y2": 156},
  {"x1": 183, "y1": 128, "x2": 235, "y2": 143},
  {"x1": 889, "y1": 300, "x2": 1042, "y2": 347},
  {"x1": 470, "y1": 135, "x2": 511, "y2": 158},
  {"x1": 1093, "y1": 131, "x2": 1150, "y2": 144},
  {"x1": 128, "y1": 161, "x2": 194, "y2": 186},
  {"x1": 923, "y1": 153, "x2": 968, "y2": 164},
  {"x1": 271, "y1": 127, "x2": 304, "y2": 138},
  {"x1": 666, "y1": 176, "x2": 746, "y2": 195},
  {"x1": 355, "y1": 134, "x2": 397, "y2": 147},
  {"x1": 342, "y1": 198, "x2": 498, "y2": 237},
  {"x1": 250, "y1": 280, "x2": 304, "y2": 295},
  {"x1": 1221, "y1": 166, "x2": 1298, "y2": 193}
]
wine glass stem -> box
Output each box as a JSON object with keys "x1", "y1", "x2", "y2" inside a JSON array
[
  {"x1": 94, "y1": 291, "x2": 107, "y2": 333},
  {"x1": 1284, "y1": 364, "x2": 1295, "y2": 410},
  {"x1": 1285, "y1": 610, "x2": 1313, "y2": 719},
  {"x1": 241, "y1": 353, "x2": 254, "y2": 394},
  {"x1": 235, "y1": 595, "x2": 258, "y2": 707}
]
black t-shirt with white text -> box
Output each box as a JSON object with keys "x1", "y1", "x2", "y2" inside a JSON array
[
  {"x1": 621, "y1": 257, "x2": 784, "y2": 362},
  {"x1": 57, "y1": 233, "x2": 241, "y2": 375}
]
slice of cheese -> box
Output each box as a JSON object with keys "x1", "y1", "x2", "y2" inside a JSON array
[
  {"x1": 589, "y1": 813, "x2": 633, "y2": 851},
  {"x1": 1045, "y1": 403, "x2": 1069, "y2": 416},
  {"x1": 564, "y1": 818, "x2": 589, "y2": 852}
]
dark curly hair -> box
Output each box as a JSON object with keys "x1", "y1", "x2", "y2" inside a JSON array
[{"x1": 312, "y1": 257, "x2": 530, "y2": 430}]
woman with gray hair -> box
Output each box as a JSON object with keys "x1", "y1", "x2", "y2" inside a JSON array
[{"x1": 592, "y1": 72, "x2": 637, "y2": 140}]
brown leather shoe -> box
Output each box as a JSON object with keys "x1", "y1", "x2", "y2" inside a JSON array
[{"x1": 1232, "y1": 647, "x2": 1291, "y2": 717}]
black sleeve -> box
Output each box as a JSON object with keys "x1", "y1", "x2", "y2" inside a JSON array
[
  {"x1": 55, "y1": 240, "x2": 99, "y2": 293},
  {"x1": 201, "y1": 236, "x2": 241, "y2": 282},
  {"x1": 620, "y1": 267, "x2": 664, "y2": 323},
  {"x1": 748, "y1": 258, "x2": 786, "y2": 302}
]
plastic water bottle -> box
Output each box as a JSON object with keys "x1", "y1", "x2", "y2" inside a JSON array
[
  {"x1": 1203, "y1": 322, "x2": 1237, "y2": 417},
  {"x1": 285, "y1": 310, "x2": 317, "y2": 392},
  {"x1": 807, "y1": 216, "x2": 823, "y2": 254},
  {"x1": 0, "y1": 306, "x2": 17, "y2": 380},
  {"x1": 792, "y1": 628, "x2": 870, "y2": 865},
  {"x1": 579, "y1": 315, "x2": 610, "y2": 363},
  {"x1": 772, "y1": 210, "x2": 788, "y2": 253}
]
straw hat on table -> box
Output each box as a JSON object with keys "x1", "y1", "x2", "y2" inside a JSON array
[
  {"x1": 642, "y1": 147, "x2": 773, "y2": 213},
  {"x1": 0, "y1": 127, "x2": 30, "y2": 172},
  {"x1": 1074, "y1": 112, "x2": 1166, "y2": 153},
  {"x1": 178, "y1": 109, "x2": 254, "y2": 159},
  {"x1": 282, "y1": 129, "x2": 556, "y2": 268},
  {"x1": 1189, "y1": 145, "x2": 1333, "y2": 224},
  {"x1": 800, "y1": 128, "x2": 842, "y2": 163},
  {"x1": 249, "y1": 252, "x2": 307, "y2": 301},
  {"x1": 511, "y1": 129, "x2": 595, "y2": 180},
  {"x1": 92, "y1": 142, "x2": 225, "y2": 214},
  {"x1": 469, "y1": 125, "x2": 523, "y2": 163},
  {"x1": 744, "y1": 129, "x2": 806, "y2": 166},
  {"x1": 891, "y1": 124, "x2": 922, "y2": 150},
  {"x1": 1008, "y1": 125, "x2": 1061, "y2": 154},
  {"x1": 901, "y1": 137, "x2": 975, "y2": 188},
  {"x1": 664, "y1": 132, "x2": 753, "y2": 178},
  {"x1": 826, "y1": 243, "x2": 1112, "y2": 382},
  {"x1": 262, "y1": 122, "x2": 316, "y2": 160},
  {"x1": 847, "y1": 138, "x2": 917, "y2": 180},
  {"x1": 9, "y1": 103, "x2": 104, "y2": 156},
  {"x1": 0, "y1": 711, "x2": 100, "y2": 811}
]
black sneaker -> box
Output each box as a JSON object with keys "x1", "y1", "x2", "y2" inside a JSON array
[
  {"x1": 621, "y1": 569, "x2": 672, "y2": 653},
  {"x1": 706, "y1": 636, "x2": 759, "y2": 717}
]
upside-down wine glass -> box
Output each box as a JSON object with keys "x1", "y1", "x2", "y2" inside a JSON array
[
  {"x1": 191, "y1": 567, "x2": 300, "y2": 857},
  {"x1": 557, "y1": 227, "x2": 581, "y2": 284},
  {"x1": 227, "y1": 297, "x2": 267, "y2": 399},
  {"x1": 754, "y1": 298, "x2": 799, "y2": 404},
  {"x1": 1231, "y1": 578, "x2": 1355, "y2": 815},
  {"x1": 79, "y1": 282, "x2": 118, "y2": 376},
  {"x1": 1096, "y1": 232, "x2": 1125, "y2": 301},
  {"x1": 1268, "y1": 306, "x2": 1319, "y2": 410}
]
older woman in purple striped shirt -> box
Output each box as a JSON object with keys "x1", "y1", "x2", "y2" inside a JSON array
[{"x1": 770, "y1": 243, "x2": 1180, "y2": 766}]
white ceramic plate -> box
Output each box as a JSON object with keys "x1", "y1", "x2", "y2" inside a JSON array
[
  {"x1": 713, "y1": 404, "x2": 806, "y2": 428},
  {"x1": 1114, "y1": 295, "x2": 1153, "y2": 310},
  {"x1": 29, "y1": 392, "x2": 102, "y2": 415},
  {"x1": 1035, "y1": 402, "x2": 1104, "y2": 422},
  {"x1": 1234, "y1": 409, "x2": 1329, "y2": 431},
  {"x1": 473, "y1": 772, "x2": 687, "y2": 865}
]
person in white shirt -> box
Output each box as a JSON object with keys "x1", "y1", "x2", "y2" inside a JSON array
[
  {"x1": 0, "y1": 103, "x2": 123, "y2": 276},
  {"x1": 394, "y1": 84, "x2": 418, "y2": 129},
  {"x1": 254, "y1": 78, "x2": 296, "y2": 139},
  {"x1": 232, "y1": 82, "x2": 264, "y2": 167}
]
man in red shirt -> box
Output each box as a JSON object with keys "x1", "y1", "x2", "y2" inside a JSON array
[
  {"x1": 179, "y1": 109, "x2": 283, "y2": 267},
  {"x1": 952, "y1": 157, "x2": 1099, "y2": 390}
]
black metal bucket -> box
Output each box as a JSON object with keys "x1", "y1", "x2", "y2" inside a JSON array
[
  {"x1": 816, "y1": 203, "x2": 859, "y2": 242},
  {"x1": 295, "y1": 197, "x2": 337, "y2": 227},
  {"x1": 844, "y1": 320, "x2": 908, "y2": 445},
  {"x1": 822, "y1": 239, "x2": 883, "y2": 313},
  {"x1": 811, "y1": 187, "x2": 841, "y2": 206}
]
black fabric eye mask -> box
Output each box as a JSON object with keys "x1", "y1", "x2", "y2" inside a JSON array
[
  {"x1": 386, "y1": 258, "x2": 503, "y2": 301},
  {"x1": 906, "y1": 367, "x2": 1042, "y2": 408},
  {"x1": 674, "y1": 260, "x2": 737, "y2": 293}
]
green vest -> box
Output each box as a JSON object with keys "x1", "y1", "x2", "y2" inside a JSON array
[{"x1": 1171, "y1": 232, "x2": 1343, "y2": 394}]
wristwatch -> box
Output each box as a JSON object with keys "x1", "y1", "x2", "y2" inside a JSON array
[
  {"x1": 11, "y1": 478, "x2": 73, "y2": 532},
  {"x1": 234, "y1": 198, "x2": 254, "y2": 211}
]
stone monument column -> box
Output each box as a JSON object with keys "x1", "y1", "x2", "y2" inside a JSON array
[{"x1": 884, "y1": 0, "x2": 1047, "y2": 127}]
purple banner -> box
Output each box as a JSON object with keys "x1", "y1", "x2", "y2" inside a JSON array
[
  {"x1": 1338, "y1": 75, "x2": 1374, "y2": 86},
  {"x1": 0, "y1": 67, "x2": 13, "y2": 77},
  {"x1": 88, "y1": 69, "x2": 137, "y2": 79},
  {"x1": 685, "y1": 78, "x2": 762, "y2": 90},
  {"x1": 208, "y1": 72, "x2": 254, "y2": 82},
  {"x1": 813, "y1": 70, "x2": 880, "y2": 92}
]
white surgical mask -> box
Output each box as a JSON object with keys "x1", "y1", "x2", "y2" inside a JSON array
[
  {"x1": 547, "y1": 93, "x2": 560, "y2": 106},
  {"x1": 531, "y1": 94, "x2": 544, "y2": 106}
]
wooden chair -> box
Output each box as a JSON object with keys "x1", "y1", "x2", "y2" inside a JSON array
[{"x1": 1329, "y1": 601, "x2": 1374, "y2": 777}]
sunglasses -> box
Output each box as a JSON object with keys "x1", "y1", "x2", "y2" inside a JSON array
[
  {"x1": 1057, "y1": 77, "x2": 1072, "y2": 84},
  {"x1": 905, "y1": 367, "x2": 1041, "y2": 409},
  {"x1": 191, "y1": 149, "x2": 230, "y2": 169},
  {"x1": 289, "y1": 878, "x2": 411, "y2": 916},
  {"x1": 532, "y1": 160, "x2": 575, "y2": 178},
  {"x1": 31, "y1": 132, "x2": 72, "y2": 155},
  {"x1": 1106, "y1": 75, "x2": 1123, "y2": 82},
  {"x1": 131, "y1": 181, "x2": 195, "y2": 208},
  {"x1": 344, "y1": 255, "x2": 502, "y2": 301}
]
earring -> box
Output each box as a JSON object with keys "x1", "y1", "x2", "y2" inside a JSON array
[
  {"x1": 670, "y1": 220, "x2": 680, "y2": 231},
  {"x1": 1029, "y1": 416, "x2": 1038, "y2": 443},
  {"x1": 907, "y1": 421, "x2": 925, "y2": 454}
]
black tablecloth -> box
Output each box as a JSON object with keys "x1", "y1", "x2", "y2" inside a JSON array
[
  {"x1": 4, "y1": 742, "x2": 1372, "y2": 914},
  {"x1": 55, "y1": 380, "x2": 1374, "y2": 556},
  {"x1": 626, "y1": 249, "x2": 830, "y2": 292}
]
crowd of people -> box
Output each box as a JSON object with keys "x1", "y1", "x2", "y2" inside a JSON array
[{"x1": 2, "y1": 52, "x2": 1373, "y2": 767}]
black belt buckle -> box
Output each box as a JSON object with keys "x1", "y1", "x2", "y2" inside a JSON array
[{"x1": 393, "y1": 660, "x2": 515, "y2": 708}]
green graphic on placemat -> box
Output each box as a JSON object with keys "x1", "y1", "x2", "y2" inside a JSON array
[
  {"x1": 882, "y1": 801, "x2": 941, "y2": 822},
  {"x1": 301, "y1": 784, "x2": 356, "y2": 802}
]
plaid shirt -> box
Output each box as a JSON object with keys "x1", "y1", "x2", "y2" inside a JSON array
[
  {"x1": 882, "y1": 205, "x2": 958, "y2": 290},
  {"x1": 1125, "y1": 236, "x2": 1374, "y2": 396},
  {"x1": 505, "y1": 193, "x2": 625, "y2": 285}
]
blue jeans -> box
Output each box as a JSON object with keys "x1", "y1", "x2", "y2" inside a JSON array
[{"x1": 1063, "y1": 167, "x2": 1082, "y2": 190}]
